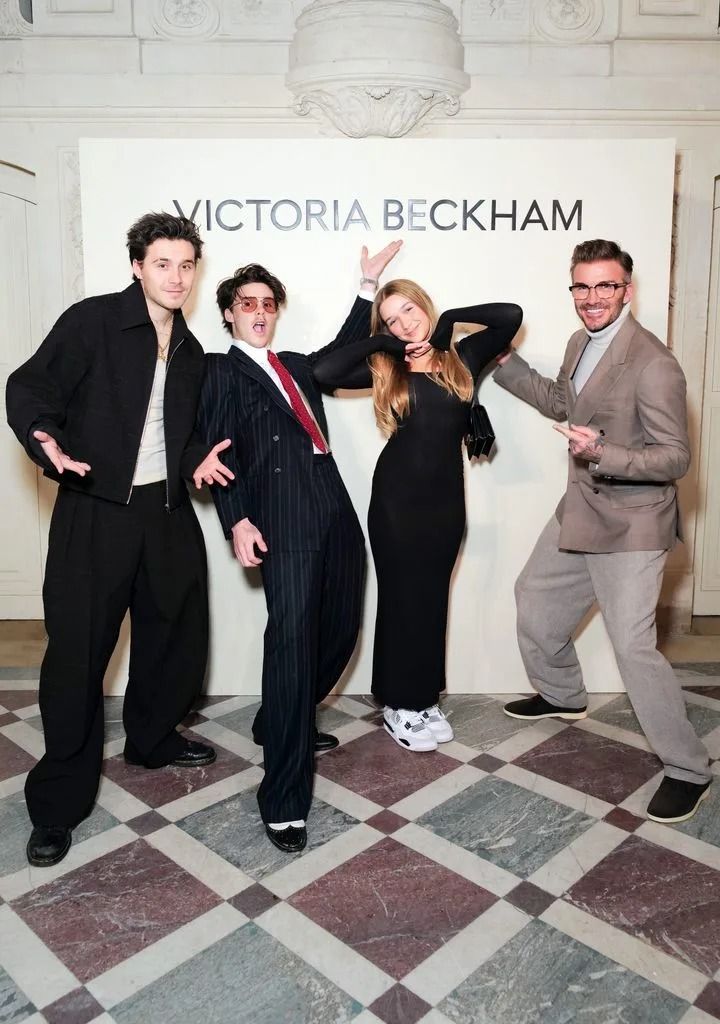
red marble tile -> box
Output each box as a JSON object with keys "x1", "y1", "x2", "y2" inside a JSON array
[
  {"x1": 0, "y1": 690, "x2": 38, "y2": 711},
  {"x1": 504, "y1": 881, "x2": 556, "y2": 917},
  {"x1": 369, "y1": 984, "x2": 432, "y2": 1024},
  {"x1": 11, "y1": 840, "x2": 221, "y2": 983},
  {"x1": 42, "y1": 987, "x2": 104, "y2": 1024},
  {"x1": 366, "y1": 810, "x2": 409, "y2": 835},
  {"x1": 194, "y1": 695, "x2": 236, "y2": 710},
  {"x1": 684, "y1": 685, "x2": 720, "y2": 700},
  {"x1": 514, "y1": 727, "x2": 661, "y2": 804},
  {"x1": 228, "y1": 883, "x2": 280, "y2": 919},
  {"x1": 289, "y1": 836, "x2": 496, "y2": 978},
  {"x1": 102, "y1": 730, "x2": 250, "y2": 809},
  {"x1": 0, "y1": 712, "x2": 18, "y2": 727},
  {"x1": 695, "y1": 980, "x2": 720, "y2": 1019},
  {"x1": 315, "y1": 729, "x2": 459, "y2": 807},
  {"x1": 125, "y1": 810, "x2": 169, "y2": 836},
  {"x1": 469, "y1": 753, "x2": 506, "y2": 773},
  {"x1": 566, "y1": 833, "x2": 720, "y2": 975},
  {"x1": 0, "y1": 732, "x2": 36, "y2": 782},
  {"x1": 603, "y1": 807, "x2": 644, "y2": 832}
]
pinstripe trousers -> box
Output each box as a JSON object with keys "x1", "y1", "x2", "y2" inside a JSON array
[{"x1": 255, "y1": 455, "x2": 366, "y2": 822}]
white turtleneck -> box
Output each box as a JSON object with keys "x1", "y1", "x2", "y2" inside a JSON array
[{"x1": 572, "y1": 302, "x2": 631, "y2": 394}]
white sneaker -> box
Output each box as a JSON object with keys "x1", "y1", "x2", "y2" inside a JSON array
[
  {"x1": 419, "y1": 705, "x2": 454, "y2": 743},
  {"x1": 383, "y1": 707, "x2": 438, "y2": 752}
]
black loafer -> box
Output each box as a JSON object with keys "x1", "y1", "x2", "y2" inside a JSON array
[
  {"x1": 503, "y1": 694, "x2": 587, "y2": 721},
  {"x1": 265, "y1": 823, "x2": 307, "y2": 854},
  {"x1": 314, "y1": 731, "x2": 339, "y2": 752},
  {"x1": 647, "y1": 776, "x2": 711, "y2": 824},
  {"x1": 27, "y1": 825, "x2": 72, "y2": 867},
  {"x1": 125, "y1": 739, "x2": 216, "y2": 769}
]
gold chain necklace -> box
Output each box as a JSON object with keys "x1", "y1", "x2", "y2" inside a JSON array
[{"x1": 154, "y1": 320, "x2": 173, "y2": 362}]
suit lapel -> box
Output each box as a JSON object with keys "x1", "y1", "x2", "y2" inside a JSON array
[
  {"x1": 570, "y1": 313, "x2": 637, "y2": 426},
  {"x1": 565, "y1": 331, "x2": 588, "y2": 423},
  {"x1": 228, "y1": 345, "x2": 300, "y2": 426}
]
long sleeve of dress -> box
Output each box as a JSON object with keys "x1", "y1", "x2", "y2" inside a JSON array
[
  {"x1": 312, "y1": 334, "x2": 407, "y2": 391},
  {"x1": 432, "y1": 303, "x2": 523, "y2": 381}
]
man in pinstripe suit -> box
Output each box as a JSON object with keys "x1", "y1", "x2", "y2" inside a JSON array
[{"x1": 197, "y1": 243, "x2": 401, "y2": 852}]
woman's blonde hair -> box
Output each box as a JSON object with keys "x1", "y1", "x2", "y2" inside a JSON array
[{"x1": 370, "y1": 279, "x2": 473, "y2": 437}]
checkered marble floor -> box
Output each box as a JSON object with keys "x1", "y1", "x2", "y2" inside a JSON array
[{"x1": 2, "y1": 666, "x2": 720, "y2": 1024}]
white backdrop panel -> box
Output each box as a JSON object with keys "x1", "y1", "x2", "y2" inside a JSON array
[{"x1": 79, "y1": 138, "x2": 675, "y2": 695}]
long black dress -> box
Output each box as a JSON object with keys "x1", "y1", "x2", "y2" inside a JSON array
[{"x1": 313, "y1": 303, "x2": 523, "y2": 711}]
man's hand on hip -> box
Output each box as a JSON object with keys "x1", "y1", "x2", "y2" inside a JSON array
[{"x1": 231, "y1": 518, "x2": 268, "y2": 567}]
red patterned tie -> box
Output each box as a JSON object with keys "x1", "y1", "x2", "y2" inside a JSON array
[{"x1": 267, "y1": 350, "x2": 328, "y2": 453}]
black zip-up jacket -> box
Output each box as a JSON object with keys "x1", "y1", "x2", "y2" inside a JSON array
[{"x1": 6, "y1": 280, "x2": 211, "y2": 510}]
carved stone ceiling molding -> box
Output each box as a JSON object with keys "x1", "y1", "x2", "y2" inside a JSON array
[
  {"x1": 287, "y1": 0, "x2": 469, "y2": 138},
  {"x1": 151, "y1": 0, "x2": 221, "y2": 39},
  {"x1": 0, "y1": 0, "x2": 32, "y2": 36},
  {"x1": 533, "y1": 0, "x2": 604, "y2": 42}
]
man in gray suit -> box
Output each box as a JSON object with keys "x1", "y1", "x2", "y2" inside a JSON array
[{"x1": 494, "y1": 238, "x2": 711, "y2": 824}]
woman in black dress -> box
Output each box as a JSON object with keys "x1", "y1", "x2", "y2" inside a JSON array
[{"x1": 314, "y1": 280, "x2": 522, "y2": 752}]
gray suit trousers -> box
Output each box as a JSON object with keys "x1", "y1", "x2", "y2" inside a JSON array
[{"x1": 515, "y1": 515, "x2": 710, "y2": 785}]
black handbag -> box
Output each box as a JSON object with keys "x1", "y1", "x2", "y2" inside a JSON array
[{"x1": 464, "y1": 394, "x2": 495, "y2": 460}]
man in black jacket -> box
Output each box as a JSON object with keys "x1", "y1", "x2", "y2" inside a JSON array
[
  {"x1": 197, "y1": 243, "x2": 401, "y2": 853},
  {"x1": 6, "y1": 212, "x2": 232, "y2": 867}
]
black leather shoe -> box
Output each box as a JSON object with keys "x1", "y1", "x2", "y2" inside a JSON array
[
  {"x1": 253, "y1": 729, "x2": 339, "y2": 753},
  {"x1": 647, "y1": 776, "x2": 711, "y2": 824},
  {"x1": 265, "y1": 823, "x2": 307, "y2": 853},
  {"x1": 314, "y1": 731, "x2": 339, "y2": 752},
  {"x1": 503, "y1": 694, "x2": 587, "y2": 721},
  {"x1": 27, "y1": 825, "x2": 72, "y2": 867},
  {"x1": 125, "y1": 739, "x2": 216, "y2": 769}
]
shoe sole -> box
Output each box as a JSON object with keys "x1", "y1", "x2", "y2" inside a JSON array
[
  {"x1": 124, "y1": 752, "x2": 217, "y2": 769},
  {"x1": 503, "y1": 708, "x2": 588, "y2": 721},
  {"x1": 27, "y1": 835, "x2": 72, "y2": 867},
  {"x1": 647, "y1": 784, "x2": 711, "y2": 824},
  {"x1": 383, "y1": 720, "x2": 437, "y2": 752}
]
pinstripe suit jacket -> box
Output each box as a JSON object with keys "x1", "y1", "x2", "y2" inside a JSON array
[{"x1": 197, "y1": 296, "x2": 371, "y2": 552}]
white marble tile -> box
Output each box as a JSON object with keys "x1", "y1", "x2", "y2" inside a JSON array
[
  {"x1": 680, "y1": 1007, "x2": 720, "y2": 1024},
  {"x1": 528, "y1": 820, "x2": 627, "y2": 896},
  {"x1": 417, "y1": 1012, "x2": 458, "y2": 1024},
  {"x1": 574, "y1": 716, "x2": 653, "y2": 752},
  {"x1": 702, "y1": 725, "x2": 720, "y2": 760},
  {"x1": 403, "y1": 901, "x2": 529, "y2": 1004},
  {"x1": 488, "y1": 719, "x2": 566, "y2": 761},
  {"x1": 147, "y1": 824, "x2": 254, "y2": 899},
  {"x1": 495, "y1": 762, "x2": 614, "y2": 818},
  {"x1": 350, "y1": 1013, "x2": 385, "y2": 1024},
  {"x1": 394, "y1": 822, "x2": 518, "y2": 897},
  {"x1": 0, "y1": 680, "x2": 40, "y2": 690},
  {"x1": 12, "y1": 703, "x2": 40, "y2": 720},
  {"x1": 87, "y1": 902, "x2": 245, "y2": 1009},
  {"x1": 198, "y1": 695, "x2": 259, "y2": 719},
  {"x1": 95, "y1": 774, "x2": 150, "y2": 822},
  {"x1": 0, "y1": 903, "x2": 78, "y2": 1006},
  {"x1": 0, "y1": 773, "x2": 26, "y2": 799},
  {"x1": 433, "y1": 738, "x2": 481, "y2": 763},
  {"x1": 102, "y1": 738, "x2": 126, "y2": 759},
  {"x1": 158, "y1": 766, "x2": 264, "y2": 821},
  {"x1": 263, "y1": 822, "x2": 383, "y2": 900},
  {"x1": 186, "y1": 718, "x2": 259, "y2": 760},
  {"x1": 541, "y1": 900, "x2": 707, "y2": 1003},
  {"x1": 635, "y1": 820, "x2": 720, "y2": 872},
  {"x1": 321, "y1": 695, "x2": 374, "y2": 720},
  {"x1": 619, "y1": 771, "x2": 665, "y2": 817},
  {"x1": 0, "y1": 720, "x2": 45, "y2": 758},
  {"x1": 312, "y1": 774, "x2": 383, "y2": 821},
  {"x1": 258, "y1": 900, "x2": 394, "y2": 1005},
  {"x1": 0, "y1": 823, "x2": 136, "y2": 901},
  {"x1": 333, "y1": 716, "x2": 376, "y2": 745},
  {"x1": 389, "y1": 764, "x2": 485, "y2": 820}
]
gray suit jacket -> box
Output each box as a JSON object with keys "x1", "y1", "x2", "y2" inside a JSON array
[{"x1": 493, "y1": 313, "x2": 690, "y2": 553}]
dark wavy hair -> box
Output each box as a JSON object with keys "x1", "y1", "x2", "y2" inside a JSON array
[
  {"x1": 216, "y1": 264, "x2": 288, "y2": 335},
  {"x1": 570, "y1": 239, "x2": 633, "y2": 279},
  {"x1": 126, "y1": 212, "x2": 203, "y2": 279}
]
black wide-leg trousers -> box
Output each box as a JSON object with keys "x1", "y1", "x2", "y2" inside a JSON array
[
  {"x1": 26, "y1": 482, "x2": 209, "y2": 827},
  {"x1": 255, "y1": 457, "x2": 365, "y2": 824}
]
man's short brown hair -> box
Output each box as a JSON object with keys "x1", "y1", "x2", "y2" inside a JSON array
[{"x1": 570, "y1": 239, "x2": 633, "y2": 279}]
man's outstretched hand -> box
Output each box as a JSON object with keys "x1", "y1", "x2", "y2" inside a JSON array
[
  {"x1": 193, "y1": 439, "x2": 235, "y2": 489},
  {"x1": 33, "y1": 430, "x2": 91, "y2": 477}
]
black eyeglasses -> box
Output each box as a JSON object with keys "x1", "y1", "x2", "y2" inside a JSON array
[
  {"x1": 569, "y1": 282, "x2": 629, "y2": 300},
  {"x1": 231, "y1": 296, "x2": 278, "y2": 314}
]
